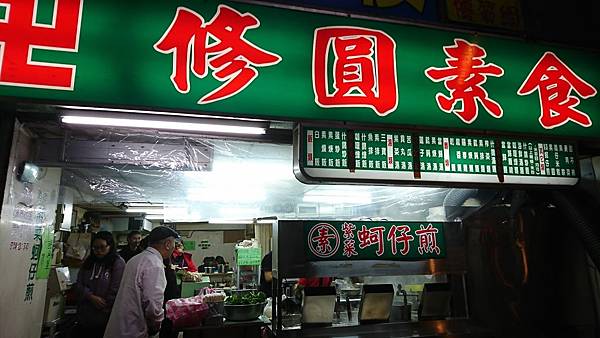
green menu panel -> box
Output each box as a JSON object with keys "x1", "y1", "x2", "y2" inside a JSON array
[
  {"x1": 297, "y1": 126, "x2": 578, "y2": 186},
  {"x1": 501, "y1": 140, "x2": 577, "y2": 183},
  {"x1": 354, "y1": 131, "x2": 413, "y2": 172},
  {"x1": 305, "y1": 128, "x2": 348, "y2": 169},
  {"x1": 419, "y1": 135, "x2": 496, "y2": 175},
  {"x1": 236, "y1": 247, "x2": 262, "y2": 266},
  {"x1": 305, "y1": 128, "x2": 413, "y2": 171}
]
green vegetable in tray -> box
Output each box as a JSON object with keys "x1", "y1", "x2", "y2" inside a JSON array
[{"x1": 225, "y1": 291, "x2": 266, "y2": 305}]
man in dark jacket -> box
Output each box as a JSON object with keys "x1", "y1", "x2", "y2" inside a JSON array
[
  {"x1": 160, "y1": 258, "x2": 180, "y2": 338},
  {"x1": 118, "y1": 230, "x2": 142, "y2": 262},
  {"x1": 259, "y1": 251, "x2": 273, "y2": 298}
]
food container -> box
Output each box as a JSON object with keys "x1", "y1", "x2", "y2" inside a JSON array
[
  {"x1": 281, "y1": 313, "x2": 302, "y2": 328},
  {"x1": 358, "y1": 284, "x2": 394, "y2": 324},
  {"x1": 224, "y1": 302, "x2": 266, "y2": 321},
  {"x1": 341, "y1": 288, "x2": 361, "y2": 298},
  {"x1": 208, "y1": 301, "x2": 225, "y2": 316},
  {"x1": 301, "y1": 287, "x2": 337, "y2": 325}
]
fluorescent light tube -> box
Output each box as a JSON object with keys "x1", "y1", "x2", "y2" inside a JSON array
[
  {"x1": 61, "y1": 115, "x2": 266, "y2": 135},
  {"x1": 126, "y1": 202, "x2": 164, "y2": 207},
  {"x1": 302, "y1": 195, "x2": 372, "y2": 205},
  {"x1": 125, "y1": 208, "x2": 164, "y2": 214},
  {"x1": 208, "y1": 219, "x2": 273, "y2": 224}
]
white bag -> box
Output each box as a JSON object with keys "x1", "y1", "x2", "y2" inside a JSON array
[{"x1": 65, "y1": 233, "x2": 91, "y2": 261}]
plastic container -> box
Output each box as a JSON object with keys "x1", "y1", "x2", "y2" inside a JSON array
[{"x1": 224, "y1": 302, "x2": 266, "y2": 321}]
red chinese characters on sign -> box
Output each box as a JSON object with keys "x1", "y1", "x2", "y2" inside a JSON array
[
  {"x1": 313, "y1": 27, "x2": 398, "y2": 116},
  {"x1": 306, "y1": 222, "x2": 444, "y2": 261},
  {"x1": 425, "y1": 38, "x2": 504, "y2": 124},
  {"x1": 341, "y1": 222, "x2": 356, "y2": 239},
  {"x1": 357, "y1": 225, "x2": 386, "y2": 256},
  {"x1": 314, "y1": 228, "x2": 335, "y2": 254},
  {"x1": 415, "y1": 224, "x2": 441, "y2": 255},
  {"x1": 341, "y1": 222, "x2": 358, "y2": 258},
  {"x1": 154, "y1": 5, "x2": 282, "y2": 104},
  {"x1": 307, "y1": 223, "x2": 340, "y2": 258},
  {"x1": 343, "y1": 239, "x2": 358, "y2": 257},
  {"x1": 517, "y1": 52, "x2": 597, "y2": 129},
  {"x1": 387, "y1": 224, "x2": 414, "y2": 256},
  {"x1": 0, "y1": 0, "x2": 82, "y2": 90}
]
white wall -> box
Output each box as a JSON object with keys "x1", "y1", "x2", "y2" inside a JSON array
[
  {"x1": 181, "y1": 231, "x2": 237, "y2": 267},
  {"x1": 0, "y1": 123, "x2": 61, "y2": 338}
]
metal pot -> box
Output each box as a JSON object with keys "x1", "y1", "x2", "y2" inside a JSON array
[
  {"x1": 390, "y1": 304, "x2": 412, "y2": 322},
  {"x1": 224, "y1": 302, "x2": 266, "y2": 321},
  {"x1": 341, "y1": 288, "x2": 361, "y2": 298}
]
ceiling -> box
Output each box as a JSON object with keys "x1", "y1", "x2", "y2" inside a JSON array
[
  {"x1": 25, "y1": 120, "x2": 482, "y2": 222},
  {"x1": 58, "y1": 141, "x2": 454, "y2": 222}
]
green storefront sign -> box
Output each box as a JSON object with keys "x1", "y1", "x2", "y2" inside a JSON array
[
  {"x1": 36, "y1": 227, "x2": 54, "y2": 280},
  {"x1": 298, "y1": 126, "x2": 578, "y2": 185},
  {"x1": 304, "y1": 221, "x2": 446, "y2": 261},
  {"x1": 0, "y1": 1, "x2": 599, "y2": 138}
]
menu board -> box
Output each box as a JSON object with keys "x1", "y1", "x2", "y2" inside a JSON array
[
  {"x1": 305, "y1": 128, "x2": 347, "y2": 169},
  {"x1": 236, "y1": 247, "x2": 262, "y2": 266},
  {"x1": 354, "y1": 131, "x2": 413, "y2": 172},
  {"x1": 501, "y1": 140, "x2": 577, "y2": 184},
  {"x1": 297, "y1": 126, "x2": 578, "y2": 186},
  {"x1": 303, "y1": 128, "x2": 414, "y2": 181},
  {"x1": 419, "y1": 134, "x2": 498, "y2": 183}
]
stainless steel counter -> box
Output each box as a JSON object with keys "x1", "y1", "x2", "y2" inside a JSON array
[
  {"x1": 181, "y1": 317, "x2": 268, "y2": 338},
  {"x1": 272, "y1": 319, "x2": 495, "y2": 338}
]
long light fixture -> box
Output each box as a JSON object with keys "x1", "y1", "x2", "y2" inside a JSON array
[
  {"x1": 302, "y1": 195, "x2": 372, "y2": 204},
  {"x1": 126, "y1": 202, "x2": 164, "y2": 208},
  {"x1": 125, "y1": 207, "x2": 164, "y2": 214},
  {"x1": 59, "y1": 106, "x2": 268, "y2": 135},
  {"x1": 208, "y1": 219, "x2": 274, "y2": 224},
  {"x1": 302, "y1": 189, "x2": 373, "y2": 205},
  {"x1": 62, "y1": 115, "x2": 266, "y2": 135}
]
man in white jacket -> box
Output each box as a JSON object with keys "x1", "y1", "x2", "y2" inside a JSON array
[{"x1": 104, "y1": 226, "x2": 179, "y2": 338}]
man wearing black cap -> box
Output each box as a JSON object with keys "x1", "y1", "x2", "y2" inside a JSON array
[{"x1": 104, "y1": 226, "x2": 179, "y2": 338}]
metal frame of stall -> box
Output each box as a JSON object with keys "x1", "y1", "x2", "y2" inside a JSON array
[{"x1": 269, "y1": 219, "x2": 471, "y2": 337}]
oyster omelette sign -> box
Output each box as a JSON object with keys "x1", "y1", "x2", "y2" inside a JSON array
[{"x1": 305, "y1": 221, "x2": 446, "y2": 261}]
